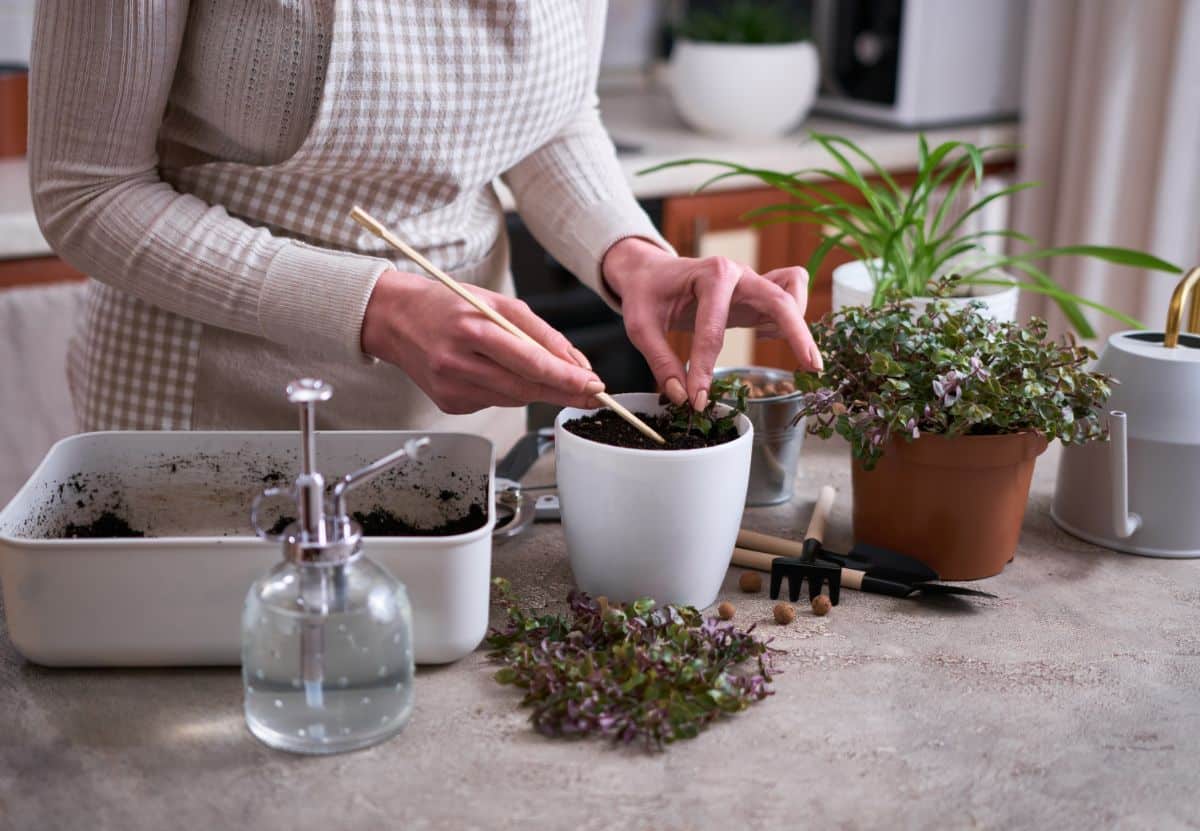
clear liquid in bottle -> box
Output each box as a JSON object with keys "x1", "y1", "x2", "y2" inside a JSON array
[{"x1": 242, "y1": 557, "x2": 414, "y2": 754}]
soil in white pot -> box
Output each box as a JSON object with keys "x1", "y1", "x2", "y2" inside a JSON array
[{"x1": 562, "y1": 407, "x2": 739, "y2": 451}]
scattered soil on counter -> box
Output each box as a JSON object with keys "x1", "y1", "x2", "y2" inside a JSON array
[
  {"x1": 60, "y1": 511, "x2": 145, "y2": 539},
  {"x1": 352, "y1": 504, "x2": 487, "y2": 537},
  {"x1": 563, "y1": 409, "x2": 739, "y2": 451}
]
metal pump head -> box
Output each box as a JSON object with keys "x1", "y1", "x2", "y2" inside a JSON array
[
  {"x1": 250, "y1": 378, "x2": 431, "y2": 561},
  {"x1": 286, "y1": 378, "x2": 333, "y2": 545}
]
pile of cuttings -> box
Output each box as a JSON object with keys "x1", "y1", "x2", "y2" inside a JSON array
[{"x1": 485, "y1": 578, "x2": 774, "y2": 750}]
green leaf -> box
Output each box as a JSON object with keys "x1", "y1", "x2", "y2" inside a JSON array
[{"x1": 1023, "y1": 245, "x2": 1181, "y2": 274}]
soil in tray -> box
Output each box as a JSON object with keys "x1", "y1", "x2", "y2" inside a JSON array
[
  {"x1": 563, "y1": 409, "x2": 739, "y2": 450},
  {"x1": 60, "y1": 511, "x2": 145, "y2": 539},
  {"x1": 268, "y1": 504, "x2": 488, "y2": 537}
]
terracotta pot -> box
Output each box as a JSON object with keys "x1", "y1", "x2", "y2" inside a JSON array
[
  {"x1": 0, "y1": 67, "x2": 27, "y2": 158},
  {"x1": 851, "y1": 432, "x2": 1048, "y2": 580}
]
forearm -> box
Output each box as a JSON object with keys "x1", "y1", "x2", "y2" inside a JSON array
[
  {"x1": 501, "y1": 0, "x2": 672, "y2": 306},
  {"x1": 28, "y1": 0, "x2": 390, "y2": 359}
]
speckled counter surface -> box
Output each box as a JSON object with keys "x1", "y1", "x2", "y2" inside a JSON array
[{"x1": 2, "y1": 438, "x2": 1198, "y2": 831}]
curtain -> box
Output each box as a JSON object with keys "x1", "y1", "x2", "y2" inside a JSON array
[{"x1": 1012, "y1": 0, "x2": 1200, "y2": 339}]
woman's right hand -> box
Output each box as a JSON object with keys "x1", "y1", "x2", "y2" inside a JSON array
[{"x1": 361, "y1": 269, "x2": 604, "y2": 414}]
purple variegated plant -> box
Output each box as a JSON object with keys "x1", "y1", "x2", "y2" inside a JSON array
[
  {"x1": 793, "y1": 290, "x2": 1113, "y2": 469},
  {"x1": 485, "y1": 578, "x2": 773, "y2": 750}
]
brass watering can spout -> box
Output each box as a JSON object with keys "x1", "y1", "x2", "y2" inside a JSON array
[{"x1": 1163, "y1": 266, "x2": 1200, "y2": 348}]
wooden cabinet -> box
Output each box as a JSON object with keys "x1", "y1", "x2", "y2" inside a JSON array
[{"x1": 0, "y1": 256, "x2": 85, "y2": 290}]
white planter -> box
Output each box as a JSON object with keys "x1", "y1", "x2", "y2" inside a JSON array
[
  {"x1": 554, "y1": 393, "x2": 753, "y2": 609},
  {"x1": 668, "y1": 39, "x2": 818, "y2": 140},
  {"x1": 831, "y1": 259, "x2": 1020, "y2": 322}
]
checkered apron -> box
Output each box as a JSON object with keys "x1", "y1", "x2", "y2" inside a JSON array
[{"x1": 69, "y1": 0, "x2": 588, "y2": 430}]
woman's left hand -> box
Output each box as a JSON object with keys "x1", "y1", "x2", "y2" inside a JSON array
[{"x1": 602, "y1": 237, "x2": 823, "y2": 410}]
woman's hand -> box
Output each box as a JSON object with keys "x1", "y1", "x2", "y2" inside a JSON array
[
  {"x1": 362, "y1": 269, "x2": 604, "y2": 413},
  {"x1": 602, "y1": 238, "x2": 823, "y2": 409}
]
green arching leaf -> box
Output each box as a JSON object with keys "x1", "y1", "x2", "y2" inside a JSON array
[
  {"x1": 1022, "y1": 245, "x2": 1182, "y2": 274},
  {"x1": 806, "y1": 232, "x2": 848, "y2": 287},
  {"x1": 935, "y1": 180, "x2": 1041, "y2": 241},
  {"x1": 963, "y1": 276, "x2": 1145, "y2": 330},
  {"x1": 809, "y1": 131, "x2": 905, "y2": 202},
  {"x1": 808, "y1": 135, "x2": 899, "y2": 223},
  {"x1": 928, "y1": 163, "x2": 976, "y2": 241}
]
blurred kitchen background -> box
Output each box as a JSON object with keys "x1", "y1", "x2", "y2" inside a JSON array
[{"x1": 1, "y1": 0, "x2": 1198, "y2": 499}]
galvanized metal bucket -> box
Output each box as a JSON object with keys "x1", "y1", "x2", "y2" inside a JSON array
[{"x1": 714, "y1": 366, "x2": 806, "y2": 506}]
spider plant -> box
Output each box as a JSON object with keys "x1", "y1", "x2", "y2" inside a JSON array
[
  {"x1": 676, "y1": 1, "x2": 807, "y2": 45},
  {"x1": 640, "y1": 132, "x2": 1181, "y2": 337}
]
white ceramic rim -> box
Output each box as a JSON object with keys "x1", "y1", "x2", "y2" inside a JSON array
[{"x1": 555, "y1": 397, "x2": 754, "y2": 460}]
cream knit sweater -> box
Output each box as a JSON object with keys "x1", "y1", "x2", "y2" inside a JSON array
[{"x1": 28, "y1": 0, "x2": 667, "y2": 444}]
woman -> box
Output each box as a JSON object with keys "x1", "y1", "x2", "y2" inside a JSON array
[{"x1": 29, "y1": 1, "x2": 819, "y2": 448}]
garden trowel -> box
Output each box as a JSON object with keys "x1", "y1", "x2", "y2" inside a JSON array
[{"x1": 733, "y1": 488, "x2": 996, "y2": 602}]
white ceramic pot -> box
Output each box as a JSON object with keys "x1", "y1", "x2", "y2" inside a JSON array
[
  {"x1": 831, "y1": 259, "x2": 1020, "y2": 321},
  {"x1": 668, "y1": 39, "x2": 818, "y2": 140},
  {"x1": 554, "y1": 393, "x2": 753, "y2": 608}
]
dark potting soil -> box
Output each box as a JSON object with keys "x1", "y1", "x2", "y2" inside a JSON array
[
  {"x1": 352, "y1": 504, "x2": 487, "y2": 537},
  {"x1": 266, "y1": 505, "x2": 486, "y2": 537},
  {"x1": 563, "y1": 409, "x2": 739, "y2": 451},
  {"x1": 60, "y1": 511, "x2": 145, "y2": 539}
]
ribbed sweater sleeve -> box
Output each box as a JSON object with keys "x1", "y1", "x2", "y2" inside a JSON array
[
  {"x1": 501, "y1": 0, "x2": 674, "y2": 308},
  {"x1": 27, "y1": 0, "x2": 390, "y2": 360}
]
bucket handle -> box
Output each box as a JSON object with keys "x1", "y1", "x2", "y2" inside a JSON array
[
  {"x1": 1163, "y1": 266, "x2": 1200, "y2": 348},
  {"x1": 1108, "y1": 411, "x2": 1142, "y2": 539}
]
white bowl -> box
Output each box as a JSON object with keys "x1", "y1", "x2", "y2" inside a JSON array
[
  {"x1": 831, "y1": 259, "x2": 1020, "y2": 322},
  {"x1": 668, "y1": 39, "x2": 818, "y2": 139},
  {"x1": 554, "y1": 393, "x2": 752, "y2": 608}
]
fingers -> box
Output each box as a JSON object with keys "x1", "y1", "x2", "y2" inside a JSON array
[
  {"x1": 471, "y1": 321, "x2": 602, "y2": 397},
  {"x1": 450, "y1": 354, "x2": 602, "y2": 411},
  {"x1": 624, "y1": 308, "x2": 689, "y2": 405},
  {"x1": 761, "y1": 266, "x2": 810, "y2": 306},
  {"x1": 685, "y1": 258, "x2": 741, "y2": 408},
  {"x1": 493, "y1": 294, "x2": 592, "y2": 370},
  {"x1": 733, "y1": 269, "x2": 823, "y2": 372},
  {"x1": 449, "y1": 289, "x2": 601, "y2": 398}
]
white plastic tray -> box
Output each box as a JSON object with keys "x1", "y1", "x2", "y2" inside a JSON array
[{"x1": 0, "y1": 431, "x2": 497, "y2": 667}]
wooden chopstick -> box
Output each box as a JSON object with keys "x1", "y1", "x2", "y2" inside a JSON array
[{"x1": 349, "y1": 206, "x2": 666, "y2": 445}]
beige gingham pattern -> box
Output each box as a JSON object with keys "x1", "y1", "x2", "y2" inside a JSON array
[{"x1": 68, "y1": 0, "x2": 589, "y2": 429}]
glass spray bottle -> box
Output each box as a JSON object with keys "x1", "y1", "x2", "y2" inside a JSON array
[{"x1": 243, "y1": 378, "x2": 426, "y2": 754}]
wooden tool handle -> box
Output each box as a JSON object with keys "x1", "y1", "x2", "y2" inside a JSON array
[
  {"x1": 805, "y1": 485, "x2": 837, "y2": 543},
  {"x1": 731, "y1": 547, "x2": 780, "y2": 572},
  {"x1": 735, "y1": 529, "x2": 807, "y2": 558},
  {"x1": 733, "y1": 546, "x2": 868, "y2": 596}
]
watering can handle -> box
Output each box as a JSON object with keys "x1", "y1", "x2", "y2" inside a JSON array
[
  {"x1": 1109, "y1": 411, "x2": 1142, "y2": 539},
  {"x1": 1163, "y1": 266, "x2": 1200, "y2": 348}
]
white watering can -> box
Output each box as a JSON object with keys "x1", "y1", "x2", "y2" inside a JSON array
[{"x1": 1052, "y1": 267, "x2": 1200, "y2": 557}]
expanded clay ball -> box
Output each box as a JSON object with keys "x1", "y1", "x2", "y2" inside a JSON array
[
  {"x1": 717, "y1": 601, "x2": 735, "y2": 620},
  {"x1": 811, "y1": 595, "x2": 832, "y2": 616},
  {"x1": 773, "y1": 603, "x2": 796, "y2": 625},
  {"x1": 738, "y1": 572, "x2": 762, "y2": 593}
]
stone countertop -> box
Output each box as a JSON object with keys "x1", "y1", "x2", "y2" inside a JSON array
[
  {"x1": 3, "y1": 437, "x2": 1198, "y2": 830},
  {"x1": 1, "y1": 86, "x2": 1018, "y2": 260}
]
